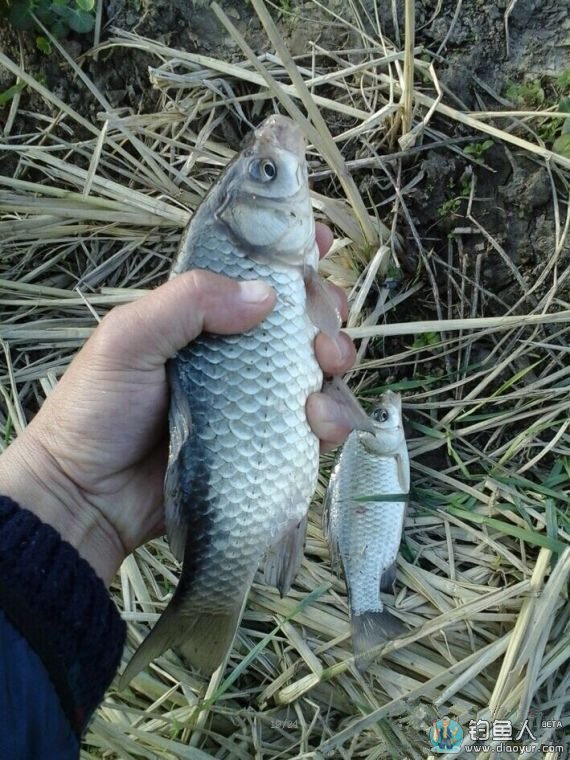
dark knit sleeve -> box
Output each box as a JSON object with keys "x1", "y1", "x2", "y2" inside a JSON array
[{"x1": 0, "y1": 495, "x2": 126, "y2": 739}]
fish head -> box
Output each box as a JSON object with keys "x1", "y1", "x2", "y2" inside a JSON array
[
  {"x1": 217, "y1": 114, "x2": 315, "y2": 266},
  {"x1": 359, "y1": 391, "x2": 405, "y2": 455}
]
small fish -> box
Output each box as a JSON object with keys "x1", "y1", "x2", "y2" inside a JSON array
[
  {"x1": 120, "y1": 115, "x2": 371, "y2": 688},
  {"x1": 324, "y1": 390, "x2": 410, "y2": 668}
]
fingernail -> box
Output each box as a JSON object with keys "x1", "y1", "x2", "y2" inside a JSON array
[{"x1": 239, "y1": 280, "x2": 273, "y2": 303}]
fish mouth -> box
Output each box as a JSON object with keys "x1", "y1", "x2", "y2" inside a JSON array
[
  {"x1": 379, "y1": 391, "x2": 402, "y2": 411},
  {"x1": 255, "y1": 114, "x2": 306, "y2": 159}
]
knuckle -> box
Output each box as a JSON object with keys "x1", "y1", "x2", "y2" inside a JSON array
[
  {"x1": 90, "y1": 305, "x2": 129, "y2": 356},
  {"x1": 182, "y1": 269, "x2": 214, "y2": 299}
]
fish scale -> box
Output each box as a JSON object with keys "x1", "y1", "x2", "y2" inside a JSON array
[{"x1": 173, "y1": 250, "x2": 321, "y2": 610}]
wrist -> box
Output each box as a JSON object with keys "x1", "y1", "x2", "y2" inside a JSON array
[{"x1": 0, "y1": 429, "x2": 125, "y2": 586}]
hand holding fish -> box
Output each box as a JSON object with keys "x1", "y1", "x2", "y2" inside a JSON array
[{"x1": 0, "y1": 223, "x2": 355, "y2": 588}]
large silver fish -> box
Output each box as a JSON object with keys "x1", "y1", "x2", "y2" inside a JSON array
[
  {"x1": 120, "y1": 115, "x2": 370, "y2": 686},
  {"x1": 324, "y1": 390, "x2": 410, "y2": 667}
]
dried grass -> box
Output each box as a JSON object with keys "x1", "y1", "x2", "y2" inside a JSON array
[{"x1": 1, "y1": 0, "x2": 569, "y2": 758}]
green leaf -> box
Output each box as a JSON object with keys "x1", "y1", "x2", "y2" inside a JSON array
[
  {"x1": 558, "y1": 98, "x2": 570, "y2": 136},
  {"x1": 76, "y1": 0, "x2": 95, "y2": 10},
  {"x1": 34, "y1": 3, "x2": 53, "y2": 22},
  {"x1": 0, "y1": 81, "x2": 26, "y2": 106},
  {"x1": 411, "y1": 330, "x2": 441, "y2": 349},
  {"x1": 407, "y1": 420, "x2": 447, "y2": 439},
  {"x1": 505, "y1": 80, "x2": 545, "y2": 107},
  {"x1": 489, "y1": 473, "x2": 570, "y2": 505},
  {"x1": 7, "y1": 0, "x2": 34, "y2": 29},
  {"x1": 557, "y1": 69, "x2": 570, "y2": 93},
  {"x1": 50, "y1": 19, "x2": 67, "y2": 37},
  {"x1": 68, "y1": 7, "x2": 95, "y2": 32},
  {"x1": 52, "y1": 3, "x2": 94, "y2": 32},
  {"x1": 35, "y1": 35, "x2": 52, "y2": 54},
  {"x1": 553, "y1": 133, "x2": 570, "y2": 158},
  {"x1": 446, "y1": 505, "x2": 567, "y2": 554}
]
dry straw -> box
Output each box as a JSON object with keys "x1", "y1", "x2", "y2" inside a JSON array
[{"x1": 1, "y1": 0, "x2": 568, "y2": 757}]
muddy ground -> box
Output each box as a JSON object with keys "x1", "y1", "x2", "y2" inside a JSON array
[
  {"x1": 1, "y1": 0, "x2": 569, "y2": 436},
  {"x1": 2, "y1": 0, "x2": 569, "y2": 313}
]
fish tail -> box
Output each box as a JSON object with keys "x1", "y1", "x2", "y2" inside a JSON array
[
  {"x1": 119, "y1": 598, "x2": 244, "y2": 689},
  {"x1": 177, "y1": 605, "x2": 242, "y2": 676},
  {"x1": 351, "y1": 609, "x2": 406, "y2": 671}
]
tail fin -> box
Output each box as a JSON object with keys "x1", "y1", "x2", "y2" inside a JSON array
[
  {"x1": 177, "y1": 606, "x2": 242, "y2": 675},
  {"x1": 351, "y1": 610, "x2": 406, "y2": 671},
  {"x1": 119, "y1": 603, "x2": 181, "y2": 690},
  {"x1": 119, "y1": 600, "x2": 243, "y2": 689}
]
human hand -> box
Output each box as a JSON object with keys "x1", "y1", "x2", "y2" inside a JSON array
[{"x1": 0, "y1": 224, "x2": 356, "y2": 585}]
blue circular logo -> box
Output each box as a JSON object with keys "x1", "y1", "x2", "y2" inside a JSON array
[{"x1": 428, "y1": 717, "x2": 464, "y2": 753}]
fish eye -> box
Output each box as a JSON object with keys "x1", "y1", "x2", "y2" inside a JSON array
[
  {"x1": 249, "y1": 158, "x2": 278, "y2": 183},
  {"x1": 372, "y1": 407, "x2": 390, "y2": 423}
]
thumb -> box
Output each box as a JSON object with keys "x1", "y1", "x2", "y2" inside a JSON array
[{"x1": 94, "y1": 270, "x2": 276, "y2": 370}]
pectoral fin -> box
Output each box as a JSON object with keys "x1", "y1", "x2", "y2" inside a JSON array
[
  {"x1": 379, "y1": 562, "x2": 398, "y2": 593},
  {"x1": 395, "y1": 448, "x2": 411, "y2": 496},
  {"x1": 164, "y1": 360, "x2": 193, "y2": 563},
  {"x1": 322, "y1": 376, "x2": 376, "y2": 434},
  {"x1": 263, "y1": 515, "x2": 308, "y2": 597},
  {"x1": 304, "y1": 266, "x2": 341, "y2": 338}
]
